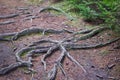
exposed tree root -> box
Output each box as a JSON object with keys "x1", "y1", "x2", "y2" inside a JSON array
[
  {"x1": 0, "y1": 62, "x2": 32, "y2": 75},
  {"x1": 0, "y1": 20, "x2": 15, "y2": 25},
  {"x1": 0, "y1": 32, "x2": 16, "y2": 41},
  {"x1": 65, "y1": 37, "x2": 120, "y2": 50},
  {"x1": 69, "y1": 27, "x2": 110, "y2": 42},
  {"x1": 39, "y1": 6, "x2": 74, "y2": 21},
  {"x1": 0, "y1": 27, "x2": 73, "y2": 41},
  {"x1": 0, "y1": 27, "x2": 119, "y2": 80},
  {"x1": 0, "y1": 13, "x2": 19, "y2": 19}
]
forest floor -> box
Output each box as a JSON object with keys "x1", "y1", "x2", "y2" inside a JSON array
[{"x1": 0, "y1": 0, "x2": 120, "y2": 80}]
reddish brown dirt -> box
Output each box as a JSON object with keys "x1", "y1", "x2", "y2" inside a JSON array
[{"x1": 0, "y1": 0, "x2": 120, "y2": 80}]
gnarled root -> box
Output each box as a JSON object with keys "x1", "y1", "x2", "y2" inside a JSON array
[{"x1": 0, "y1": 27, "x2": 119, "y2": 80}]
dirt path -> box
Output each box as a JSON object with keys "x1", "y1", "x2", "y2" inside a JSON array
[{"x1": 0, "y1": 0, "x2": 120, "y2": 80}]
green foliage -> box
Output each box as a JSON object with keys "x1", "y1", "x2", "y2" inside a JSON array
[{"x1": 64, "y1": 0, "x2": 120, "y2": 32}]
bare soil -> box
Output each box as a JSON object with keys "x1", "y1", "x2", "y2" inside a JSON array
[{"x1": 0, "y1": 0, "x2": 120, "y2": 80}]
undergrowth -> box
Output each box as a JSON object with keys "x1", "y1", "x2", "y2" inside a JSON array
[
  {"x1": 26, "y1": 0, "x2": 120, "y2": 32},
  {"x1": 55, "y1": 0, "x2": 120, "y2": 32}
]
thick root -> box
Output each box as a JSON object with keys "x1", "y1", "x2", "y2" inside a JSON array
[{"x1": 0, "y1": 28, "x2": 73, "y2": 41}]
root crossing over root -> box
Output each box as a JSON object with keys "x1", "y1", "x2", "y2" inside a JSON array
[{"x1": 0, "y1": 27, "x2": 120, "y2": 80}]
